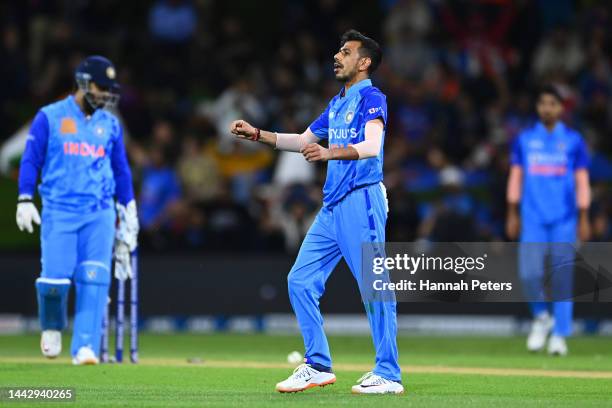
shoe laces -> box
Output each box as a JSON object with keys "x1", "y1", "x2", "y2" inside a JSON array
[
  {"x1": 291, "y1": 363, "x2": 317, "y2": 380},
  {"x1": 356, "y1": 371, "x2": 391, "y2": 385},
  {"x1": 356, "y1": 371, "x2": 374, "y2": 383}
]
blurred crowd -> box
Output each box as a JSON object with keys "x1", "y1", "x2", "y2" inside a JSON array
[{"x1": 2, "y1": 0, "x2": 612, "y2": 252}]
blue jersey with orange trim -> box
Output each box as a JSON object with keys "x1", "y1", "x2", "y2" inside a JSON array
[
  {"x1": 511, "y1": 121, "x2": 589, "y2": 224},
  {"x1": 18, "y1": 95, "x2": 134, "y2": 212},
  {"x1": 309, "y1": 79, "x2": 387, "y2": 208}
]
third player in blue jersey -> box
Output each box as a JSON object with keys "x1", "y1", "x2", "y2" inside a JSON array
[{"x1": 506, "y1": 86, "x2": 591, "y2": 356}]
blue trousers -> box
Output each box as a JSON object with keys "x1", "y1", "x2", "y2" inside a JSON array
[
  {"x1": 287, "y1": 183, "x2": 401, "y2": 382},
  {"x1": 519, "y1": 217, "x2": 576, "y2": 337},
  {"x1": 40, "y1": 207, "x2": 115, "y2": 357}
]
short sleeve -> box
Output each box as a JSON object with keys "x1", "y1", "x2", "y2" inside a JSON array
[
  {"x1": 510, "y1": 136, "x2": 523, "y2": 166},
  {"x1": 308, "y1": 103, "x2": 331, "y2": 139},
  {"x1": 363, "y1": 91, "x2": 388, "y2": 125},
  {"x1": 573, "y1": 136, "x2": 589, "y2": 170}
]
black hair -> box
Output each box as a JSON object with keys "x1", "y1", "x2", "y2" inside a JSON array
[
  {"x1": 340, "y1": 29, "x2": 382, "y2": 75},
  {"x1": 537, "y1": 85, "x2": 563, "y2": 103}
]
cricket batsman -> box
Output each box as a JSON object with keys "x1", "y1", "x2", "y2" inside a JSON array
[
  {"x1": 230, "y1": 30, "x2": 403, "y2": 394},
  {"x1": 16, "y1": 56, "x2": 139, "y2": 365},
  {"x1": 506, "y1": 85, "x2": 591, "y2": 356}
]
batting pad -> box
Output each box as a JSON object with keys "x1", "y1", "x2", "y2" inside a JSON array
[
  {"x1": 71, "y1": 262, "x2": 110, "y2": 357},
  {"x1": 35, "y1": 277, "x2": 71, "y2": 331}
]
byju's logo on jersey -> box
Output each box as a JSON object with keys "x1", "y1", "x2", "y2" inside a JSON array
[
  {"x1": 344, "y1": 111, "x2": 354, "y2": 124},
  {"x1": 528, "y1": 140, "x2": 544, "y2": 149},
  {"x1": 330, "y1": 128, "x2": 358, "y2": 140}
]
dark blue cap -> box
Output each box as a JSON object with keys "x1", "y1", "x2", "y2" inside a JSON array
[{"x1": 75, "y1": 55, "x2": 119, "y2": 91}]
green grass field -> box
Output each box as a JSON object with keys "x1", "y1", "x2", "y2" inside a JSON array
[{"x1": 1, "y1": 334, "x2": 611, "y2": 407}]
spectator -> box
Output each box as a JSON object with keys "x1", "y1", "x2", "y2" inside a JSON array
[
  {"x1": 178, "y1": 134, "x2": 221, "y2": 203},
  {"x1": 532, "y1": 27, "x2": 585, "y2": 79},
  {"x1": 139, "y1": 145, "x2": 182, "y2": 232}
]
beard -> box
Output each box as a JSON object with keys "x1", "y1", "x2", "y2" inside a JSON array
[
  {"x1": 83, "y1": 94, "x2": 98, "y2": 115},
  {"x1": 335, "y1": 65, "x2": 357, "y2": 82}
]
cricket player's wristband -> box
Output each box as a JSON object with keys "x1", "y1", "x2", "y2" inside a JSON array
[
  {"x1": 17, "y1": 194, "x2": 33, "y2": 203},
  {"x1": 252, "y1": 128, "x2": 261, "y2": 142}
]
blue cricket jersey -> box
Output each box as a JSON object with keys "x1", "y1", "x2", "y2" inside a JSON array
[
  {"x1": 511, "y1": 121, "x2": 589, "y2": 224},
  {"x1": 18, "y1": 95, "x2": 134, "y2": 212},
  {"x1": 309, "y1": 79, "x2": 387, "y2": 208}
]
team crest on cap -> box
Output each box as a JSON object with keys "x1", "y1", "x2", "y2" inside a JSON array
[
  {"x1": 87, "y1": 270, "x2": 97, "y2": 280},
  {"x1": 106, "y1": 66, "x2": 116, "y2": 79},
  {"x1": 345, "y1": 111, "x2": 354, "y2": 124}
]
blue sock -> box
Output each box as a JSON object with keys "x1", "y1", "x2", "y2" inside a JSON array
[
  {"x1": 529, "y1": 301, "x2": 549, "y2": 318},
  {"x1": 305, "y1": 357, "x2": 332, "y2": 373},
  {"x1": 35, "y1": 278, "x2": 71, "y2": 330}
]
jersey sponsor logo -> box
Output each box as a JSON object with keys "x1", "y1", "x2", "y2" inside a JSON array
[
  {"x1": 329, "y1": 128, "x2": 358, "y2": 140},
  {"x1": 63, "y1": 142, "x2": 106, "y2": 158},
  {"x1": 527, "y1": 152, "x2": 567, "y2": 164},
  {"x1": 59, "y1": 118, "x2": 77, "y2": 135},
  {"x1": 526, "y1": 152, "x2": 567, "y2": 176},
  {"x1": 329, "y1": 111, "x2": 335, "y2": 119},
  {"x1": 528, "y1": 139, "x2": 544, "y2": 149},
  {"x1": 368, "y1": 107, "x2": 382, "y2": 115},
  {"x1": 95, "y1": 126, "x2": 105, "y2": 137}
]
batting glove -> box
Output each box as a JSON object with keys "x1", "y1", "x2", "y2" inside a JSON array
[
  {"x1": 114, "y1": 200, "x2": 139, "y2": 281},
  {"x1": 113, "y1": 241, "x2": 132, "y2": 281},
  {"x1": 116, "y1": 200, "x2": 139, "y2": 251},
  {"x1": 16, "y1": 195, "x2": 41, "y2": 233}
]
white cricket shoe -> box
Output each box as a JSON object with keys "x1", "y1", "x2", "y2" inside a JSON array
[
  {"x1": 72, "y1": 346, "x2": 99, "y2": 365},
  {"x1": 275, "y1": 363, "x2": 336, "y2": 393},
  {"x1": 351, "y1": 372, "x2": 404, "y2": 394},
  {"x1": 547, "y1": 335, "x2": 568, "y2": 356},
  {"x1": 527, "y1": 312, "x2": 553, "y2": 352},
  {"x1": 40, "y1": 330, "x2": 61, "y2": 358}
]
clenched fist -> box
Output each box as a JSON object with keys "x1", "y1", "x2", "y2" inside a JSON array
[
  {"x1": 230, "y1": 120, "x2": 257, "y2": 140},
  {"x1": 301, "y1": 143, "x2": 332, "y2": 162}
]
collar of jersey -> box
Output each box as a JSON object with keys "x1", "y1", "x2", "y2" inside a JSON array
[
  {"x1": 535, "y1": 121, "x2": 564, "y2": 136},
  {"x1": 340, "y1": 78, "x2": 372, "y2": 99},
  {"x1": 67, "y1": 94, "x2": 98, "y2": 121}
]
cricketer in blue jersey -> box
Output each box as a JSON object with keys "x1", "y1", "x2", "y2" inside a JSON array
[
  {"x1": 506, "y1": 85, "x2": 591, "y2": 356},
  {"x1": 16, "y1": 56, "x2": 139, "y2": 365},
  {"x1": 230, "y1": 30, "x2": 403, "y2": 394}
]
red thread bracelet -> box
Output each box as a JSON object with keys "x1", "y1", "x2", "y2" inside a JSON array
[{"x1": 252, "y1": 128, "x2": 261, "y2": 142}]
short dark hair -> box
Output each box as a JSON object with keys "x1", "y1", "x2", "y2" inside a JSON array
[
  {"x1": 340, "y1": 29, "x2": 382, "y2": 75},
  {"x1": 537, "y1": 85, "x2": 563, "y2": 103}
]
